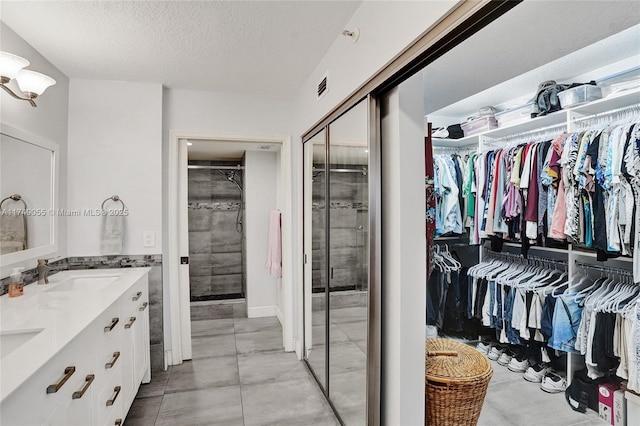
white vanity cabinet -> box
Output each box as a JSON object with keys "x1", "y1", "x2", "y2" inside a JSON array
[
  {"x1": 0, "y1": 269, "x2": 151, "y2": 426},
  {"x1": 2, "y1": 332, "x2": 96, "y2": 426}
]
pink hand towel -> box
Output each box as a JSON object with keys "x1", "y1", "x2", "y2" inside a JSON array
[{"x1": 266, "y1": 210, "x2": 282, "y2": 278}]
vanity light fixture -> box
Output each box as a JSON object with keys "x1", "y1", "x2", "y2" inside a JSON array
[{"x1": 0, "y1": 51, "x2": 56, "y2": 107}]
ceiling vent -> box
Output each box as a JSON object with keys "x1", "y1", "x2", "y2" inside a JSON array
[
  {"x1": 317, "y1": 73, "x2": 328, "y2": 100},
  {"x1": 257, "y1": 145, "x2": 273, "y2": 150}
]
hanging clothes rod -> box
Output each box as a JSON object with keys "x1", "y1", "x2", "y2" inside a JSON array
[
  {"x1": 188, "y1": 165, "x2": 244, "y2": 170},
  {"x1": 312, "y1": 167, "x2": 368, "y2": 173},
  {"x1": 484, "y1": 122, "x2": 567, "y2": 146},
  {"x1": 433, "y1": 145, "x2": 476, "y2": 151},
  {"x1": 572, "y1": 102, "x2": 640, "y2": 125},
  {"x1": 574, "y1": 261, "x2": 633, "y2": 276},
  {"x1": 485, "y1": 250, "x2": 567, "y2": 266}
]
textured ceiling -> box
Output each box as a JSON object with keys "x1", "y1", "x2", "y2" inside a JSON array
[{"x1": 0, "y1": 0, "x2": 362, "y2": 98}]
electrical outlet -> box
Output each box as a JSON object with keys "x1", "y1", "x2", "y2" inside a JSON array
[{"x1": 143, "y1": 231, "x2": 156, "y2": 248}]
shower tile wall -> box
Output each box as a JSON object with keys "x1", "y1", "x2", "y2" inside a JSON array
[
  {"x1": 188, "y1": 161, "x2": 244, "y2": 301},
  {"x1": 312, "y1": 165, "x2": 368, "y2": 292}
]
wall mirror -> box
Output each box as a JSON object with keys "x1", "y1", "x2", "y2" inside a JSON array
[{"x1": 0, "y1": 123, "x2": 58, "y2": 270}]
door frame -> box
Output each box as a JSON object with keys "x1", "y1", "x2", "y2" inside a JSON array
[{"x1": 167, "y1": 130, "x2": 294, "y2": 365}]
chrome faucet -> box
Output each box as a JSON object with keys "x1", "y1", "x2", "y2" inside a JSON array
[{"x1": 37, "y1": 259, "x2": 65, "y2": 284}]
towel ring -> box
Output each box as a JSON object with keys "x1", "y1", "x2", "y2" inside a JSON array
[
  {"x1": 0, "y1": 194, "x2": 28, "y2": 250},
  {"x1": 0, "y1": 194, "x2": 28, "y2": 210},
  {"x1": 101, "y1": 195, "x2": 126, "y2": 211}
]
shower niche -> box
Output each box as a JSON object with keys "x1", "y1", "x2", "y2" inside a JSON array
[{"x1": 187, "y1": 159, "x2": 245, "y2": 301}]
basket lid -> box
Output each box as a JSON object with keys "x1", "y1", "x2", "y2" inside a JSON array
[{"x1": 425, "y1": 338, "x2": 491, "y2": 381}]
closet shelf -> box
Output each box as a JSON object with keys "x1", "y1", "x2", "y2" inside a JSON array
[
  {"x1": 440, "y1": 87, "x2": 640, "y2": 144},
  {"x1": 432, "y1": 135, "x2": 478, "y2": 148},
  {"x1": 481, "y1": 112, "x2": 566, "y2": 140},
  {"x1": 570, "y1": 87, "x2": 640, "y2": 116}
]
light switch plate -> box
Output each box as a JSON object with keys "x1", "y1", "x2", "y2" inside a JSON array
[{"x1": 143, "y1": 231, "x2": 156, "y2": 248}]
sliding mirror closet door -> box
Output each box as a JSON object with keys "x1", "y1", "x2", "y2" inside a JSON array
[
  {"x1": 328, "y1": 100, "x2": 369, "y2": 425},
  {"x1": 304, "y1": 128, "x2": 328, "y2": 390}
]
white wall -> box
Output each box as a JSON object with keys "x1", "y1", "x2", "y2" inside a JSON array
[
  {"x1": 67, "y1": 79, "x2": 162, "y2": 256},
  {"x1": 0, "y1": 22, "x2": 69, "y2": 277},
  {"x1": 380, "y1": 72, "x2": 426, "y2": 426},
  {"x1": 163, "y1": 89, "x2": 294, "y2": 137},
  {"x1": 162, "y1": 88, "x2": 294, "y2": 353},
  {"x1": 293, "y1": 0, "x2": 458, "y2": 135},
  {"x1": 244, "y1": 150, "x2": 279, "y2": 318}
]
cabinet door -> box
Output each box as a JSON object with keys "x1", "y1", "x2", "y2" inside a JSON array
[
  {"x1": 134, "y1": 296, "x2": 151, "y2": 384},
  {"x1": 120, "y1": 313, "x2": 136, "y2": 410}
]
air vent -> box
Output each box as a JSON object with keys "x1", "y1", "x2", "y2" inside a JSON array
[
  {"x1": 257, "y1": 145, "x2": 273, "y2": 150},
  {"x1": 317, "y1": 73, "x2": 328, "y2": 99}
]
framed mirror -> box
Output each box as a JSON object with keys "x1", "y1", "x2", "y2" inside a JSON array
[{"x1": 0, "y1": 123, "x2": 58, "y2": 270}]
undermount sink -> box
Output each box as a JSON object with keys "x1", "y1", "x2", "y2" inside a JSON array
[
  {"x1": 44, "y1": 275, "x2": 120, "y2": 292},
  {"x1": 0, "y1": 329, "x2": 44, "y2": 359}
]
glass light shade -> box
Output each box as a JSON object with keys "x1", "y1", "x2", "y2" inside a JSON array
[
  {"x1": 16, "y1": 69, "x2": 56, "y2": 96},
  {"x1": 0, "y1": 51, "x2": 30, "y2": 79}
]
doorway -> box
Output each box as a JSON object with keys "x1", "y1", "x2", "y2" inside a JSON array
[{"x1": 167, "y1": 133, "x2": 294, "y2": 366}]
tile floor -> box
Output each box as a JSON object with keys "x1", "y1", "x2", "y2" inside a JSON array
[
  {"x1": 125, "y1": 309, "x2": 339, "y2": 426},
  {"x1": 128, "y1": 299, "x2": 605, "y2": 426},
  {"x1": 477, "y1": 358, "x2": 604, "y2": 426}
]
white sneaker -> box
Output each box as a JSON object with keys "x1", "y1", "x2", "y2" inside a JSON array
[
  {"x1": 487, "y1": 346, "x2": 504, "y2": 361},
  {"x1": 507, "y1": 356, "x2": 529, "y2": 372},
  {"x1": 496, "y1": 351, "x2": 513, "y2": 366},
  {"x1": 523, "y1": 364, "x2": 551, "y2": 383},
  {"x1": 540, "y1": 372, "x2": 567, "y2": 393},
  {"x1": 476, "y1": 341, "x2": 491, "y2": 355}
]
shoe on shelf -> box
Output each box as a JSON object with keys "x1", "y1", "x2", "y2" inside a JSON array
[
  {"x1": 540, "y1": 372, "x2": 567, "y2": 393},
  {"x1": 496, "y1": 350, "x2": 513, "y2": 366},
  {"x1": 487, "y1": 345, "x2": 505, "y2": 361},
  {"x1": 476, "y1": 340, "x2": 491, "y2": 355},
  {"x1": 523, "y1": 364, "x2": 551, "y2": 383},
  {"x1": 507, "y1": 355, "x2": 529, "y2": 372}
]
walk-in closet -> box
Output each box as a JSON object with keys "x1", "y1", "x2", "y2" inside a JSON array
[{"x1": 413, "y1": 1, "x2": 640, "y2": 424}]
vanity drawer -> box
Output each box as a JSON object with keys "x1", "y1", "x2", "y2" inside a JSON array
[
  {"x1": 121, "y1": 280, "x2": 147, "y2": 317},
  {"x1": 94, "y1": 304, "x2": 122, "y2": 363},
  {"x1": 94, "y1": 368, "x2": 124, "y2": 426},
  {"x1": 0, "y1": 333, "x2": 94, "y2": 426}
]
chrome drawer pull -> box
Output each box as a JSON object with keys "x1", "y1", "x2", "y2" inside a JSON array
[
  {"x1": 139, "y1": 302, "x2": 148, "y2": 311},
  {"x1": 132, "y1": 291, "x2": 142, "y2": 301},
  {"x1": 115, "y1": 420, "x2": 122, "y2": 426},
  {"x1": 106, "y1": 386, "x2": 121, "y2": 406},
  {"x1": 72, "y1": 374, "x2": 95, "y2": 399},
  {"x1": 124, "y1": 316, "x2": 137, "y2": 329},
  {"x1": 105, "y1": 351, "x2": 121, "y2": 369},
  {"x1": 46, "y1": 366, "x2": 76, "y2": 394},
  {"x1": 104, "y1": 317, "x2": 119, "y2": 332}
]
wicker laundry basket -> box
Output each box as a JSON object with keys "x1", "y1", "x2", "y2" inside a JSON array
[{"x1": 425, "y1": 338, "x2": 493, "y2": 426}]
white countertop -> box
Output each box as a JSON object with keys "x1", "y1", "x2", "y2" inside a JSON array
[{"x1": 0, "y1": 268, "x2": 150, "y2": 402}]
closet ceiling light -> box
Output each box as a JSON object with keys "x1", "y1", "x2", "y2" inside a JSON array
[{"x1": 0, "y1": 51, "x2": 56, "y2": 107}]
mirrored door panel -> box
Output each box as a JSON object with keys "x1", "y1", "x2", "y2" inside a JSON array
[
  {"x1": 303, "y1": 128, "x2": 327, "y2": 390},
  {"x1": 328, "y1": 100, "x2": 368, "y2": 425}
]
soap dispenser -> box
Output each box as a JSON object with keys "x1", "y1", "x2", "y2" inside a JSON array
[{"x1": 8, "y1": 267, "x2": 25, "y2": 297}]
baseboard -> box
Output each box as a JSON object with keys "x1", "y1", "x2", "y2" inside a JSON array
[
  {"x1": 294, "y1": 338, "x2": 303, "y2": 360},
  {"x1": 276, "y1": 305, "x2": 284, "y2": 326},
  {"x1": 247, "y1": 305, "x2": 277, "y2": 318}
]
